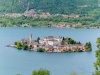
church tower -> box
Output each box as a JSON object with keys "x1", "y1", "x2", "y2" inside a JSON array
[{"x1": 29, "y1": 34, "x2": 32, "y2": 44}]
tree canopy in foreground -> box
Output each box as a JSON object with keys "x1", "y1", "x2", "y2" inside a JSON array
[{"x1": 94, "y1": 37, "x2": 100, "y2": 75}]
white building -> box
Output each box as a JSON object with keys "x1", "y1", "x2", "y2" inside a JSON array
[{"x1": 39, "y1": 36, "x2": 62, "y2": 46}]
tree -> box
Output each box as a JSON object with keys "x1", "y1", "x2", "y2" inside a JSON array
[
  {"x1": 22, "y1": 42, "x2": 28, "y2": 50},
  {"x1": 38, "y1": 48, "x2": 45, "y2": 52},
  {"x1": 37, "y1": 37, "x2": 40, "y2": 43},
  {"x1": 94, "y1": 37, "x2": 100, "y2": 75},
  {"x1": 76, "y1": 41, "x2": 81, "y2": 44},
  {"x1": 16, "y1": 74, "x2": 21, "y2": 75},
  {"x1": 62, "y1": 37, "x2": 65, "y2": 40},
  {"x1": 23, "y1": 45, "x2": 28, "y2": 50},
  {"x1": 85, "y1": 42, "x2": 92, "y2": 51},
  {"x1": 16, "y1": 41, "x2": 22, "y2": 49},
  {"x1": 31, "y1": 68, "x2": 50, "y2": 75},
  {"x1": 61, "y1": 37, "x2": 82, "y2": 45}
]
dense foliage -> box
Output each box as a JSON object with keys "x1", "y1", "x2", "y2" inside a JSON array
[
  {"x1": 85, "y1": 42, "x2": 92, "y2": 51},
  {"x1": 38, "y1": 48, "x2": 45, "y2": 52},
  {"x1": 0, "y1": 0, "x2": 99, "y2": 14},
  {"x1": 16, "y1": 69, "x2": 50, "y2": 75},
  {"x1": 62, "y1": 37, "x2": 81, "y2": 45},
  {"x1": 15, "y1": 41, "x2": 22, "y2": 49},
  {"x1": 16, "y1": 68, "x2": 78, "y2": 75},
  {"x1": 0, "y1": 0, "x2": 100, "y2": 27},
  {"x1": 36, "y1": 37, "x2": 40, "y2": 43},
  {"x1": 0, "y1": 14, "x2": 100, "y2": 27},
  {"x1": 16, "y1": 74, "x2": 21, "y2": 75},
  {"x1": 94, "y1": 38, "x2": 100, "y2": 75},
  {"x1": 15, "y1": 41, "x2": 33, "y2": 50},
  {"x1": 31, "y1": 68, "x2": 50, "y2": 75}
]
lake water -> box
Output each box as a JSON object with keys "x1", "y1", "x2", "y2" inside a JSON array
[{"x1": 0, "y1": 27, "x2": 100, "y2": 75}]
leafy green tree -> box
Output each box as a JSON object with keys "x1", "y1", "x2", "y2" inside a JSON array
[
  {"x1": 31, "y1": 68, "x2": 50, "y2": 75},
  {"x1": 85, "y1": 42, "x2": 92, "y2": 51},
  {"x1": 76, "y1": 41, "x2": 81, "y2": 44},
  {"x1": 16, "y1": 41, "x2": 22, "y2": 49},
  {"x1": 16, "y1": 74, "x2": 21, "y2": 75},
  {"x1": 37, "y1": 37, "x2": 40, "y2": 43},
  {"x1": 94, "y1": 37, "x2": 100, "y2": 75},
  {"x1": 22, "y1": 42, "x2": 28, "y2": 50},
  {"x1": 61, "y1": 37, "x2": 78, "y2": 45},
  {"x1": 38, "y1": 48, "x2": 45, "y2": 52}
]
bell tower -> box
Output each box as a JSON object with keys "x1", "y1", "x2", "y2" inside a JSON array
[{"x1": 29, "y1": 34, "x2": 32, "y2": 44}]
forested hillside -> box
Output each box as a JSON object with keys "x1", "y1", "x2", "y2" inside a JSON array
[
  {"x1": 0, "y1": 0, "x2": 99, "y2": 14},
  {"x1": 0, "y1": 0, "x2": 100, "y2": 28}
]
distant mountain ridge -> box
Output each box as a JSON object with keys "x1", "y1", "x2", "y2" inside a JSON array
[{"x1": 0, "y1": 0, "x2": 99, "y2": 14}]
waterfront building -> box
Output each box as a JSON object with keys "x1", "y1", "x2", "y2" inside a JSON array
[
  {"x1": 20, "y1": 34, "x2": 38, "y2": 49},
  {"x1": 12, "y1": 34, "x2": 88, "y2": 52},
  {"x1": 39, "y1": 36, "x2": 62, "y2": 46}
]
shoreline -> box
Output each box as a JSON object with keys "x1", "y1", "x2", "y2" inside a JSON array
[
  {"x1": 0, "y1": 26, "x2": 100, "y2": 29},
  {"x1": 7, "y1": 44, "x2": 89, "y2": 53}
]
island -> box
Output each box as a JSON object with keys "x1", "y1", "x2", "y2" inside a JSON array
[{"x1": 7, "y1": 34, "x2": 92, "y2": 52}]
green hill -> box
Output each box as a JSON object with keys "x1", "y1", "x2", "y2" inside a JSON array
[
  {"x1": 0, "y1": 0, "x2": 100, "y2": 28},
  {"x1": 0, "y1": 0, "x2": 99, "y2": 14}
]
